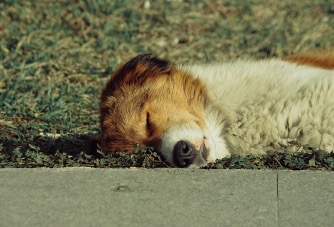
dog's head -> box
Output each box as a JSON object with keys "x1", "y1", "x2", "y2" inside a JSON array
[{"x1": 100, "y1": 54, "x2": 222, "y2": 167}]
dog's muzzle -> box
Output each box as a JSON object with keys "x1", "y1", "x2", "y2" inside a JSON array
[{"x1": 172, "y1": 140, "x2": 208, "y2": 168}]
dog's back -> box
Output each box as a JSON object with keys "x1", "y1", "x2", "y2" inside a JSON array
[{"x1": 181, "y1": 55, "x2": 334, "y2": 156}]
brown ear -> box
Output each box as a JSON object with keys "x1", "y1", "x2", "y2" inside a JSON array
[{"x1": 101, "y1": 54, "x2": 172, "y2": 102}]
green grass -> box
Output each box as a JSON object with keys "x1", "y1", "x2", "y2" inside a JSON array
[{"x1": 1, "y1": 0, "x2": 334, "y2": 169}]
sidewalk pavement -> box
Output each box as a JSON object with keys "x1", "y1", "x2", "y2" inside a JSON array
[{"x1": 1, "y1": 168, "x2": 333, "y2": 227}]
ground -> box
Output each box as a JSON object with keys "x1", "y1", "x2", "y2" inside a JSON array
[{"x1": 0, "y1": 0, "x2": 334, "y2": 169}]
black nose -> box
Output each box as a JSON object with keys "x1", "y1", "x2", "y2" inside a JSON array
[{"x1": 173, "y1": 140, "x2": 196, "y2": 168}]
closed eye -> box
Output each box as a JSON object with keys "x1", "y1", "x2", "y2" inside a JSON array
[
  {"x1": 146, "y1": 112, "x2": 154, "y2": 135},
  {"x1": 146, "y1": 112, "x2": 151, "y2": 130}
]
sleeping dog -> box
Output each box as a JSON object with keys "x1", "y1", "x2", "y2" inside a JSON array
[{"x1": 99, "y1": 52, "x2": 334, "y2": 167}]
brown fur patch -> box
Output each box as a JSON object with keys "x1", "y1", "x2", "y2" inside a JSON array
[
  {"x1": 99, "y1": 55, "x2": 208, "y2": 154},
  {"x1": 99, "y1": 54, "x2": 173, "y2": 152},
  {"x1": 100, "y1": 54, "x2": 172, "y2": 103},
  {"x1": 284, "y1": 50, "x2": 334, "y2": 69}
]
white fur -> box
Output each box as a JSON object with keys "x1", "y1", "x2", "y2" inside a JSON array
[
  {"x1": 203, "y1": 106, "x2": 230, "y2": 161},
  {"x1": 178, "y1": 59, "x2": 334, "y2": 157}
]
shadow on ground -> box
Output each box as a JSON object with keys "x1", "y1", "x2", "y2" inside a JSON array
[{"x1": 0, "y1": 125, "x2": 167, "y2": 168}]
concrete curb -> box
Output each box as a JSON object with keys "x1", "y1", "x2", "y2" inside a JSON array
[{"x1": 1, "y1": 169, "x2": 333, "y2": 227}]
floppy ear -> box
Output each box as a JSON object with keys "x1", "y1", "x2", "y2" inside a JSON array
[{"x1": 101, "y1": 54, "x2": 172, "y2": 102}]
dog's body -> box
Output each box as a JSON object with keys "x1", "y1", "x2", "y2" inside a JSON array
[{"x1": 100, "y1": 52, "x2": 334, "y2": 168}]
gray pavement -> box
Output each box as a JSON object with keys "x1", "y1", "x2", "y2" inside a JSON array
[{"x1": 1, "y1": 168, "x2": 333, "y2": 227}]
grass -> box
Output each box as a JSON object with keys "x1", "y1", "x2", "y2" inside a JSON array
[{"x1": 1, "y1": 0, "x2": 334, "y2": 169}]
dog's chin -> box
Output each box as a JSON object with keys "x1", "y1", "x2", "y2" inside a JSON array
[
  {"x1": 189, "y1": 140, "x2": 209, "y2": 167},
  {"x1": 188, "y1": 147, "x2": 210, "y2": 168}
]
